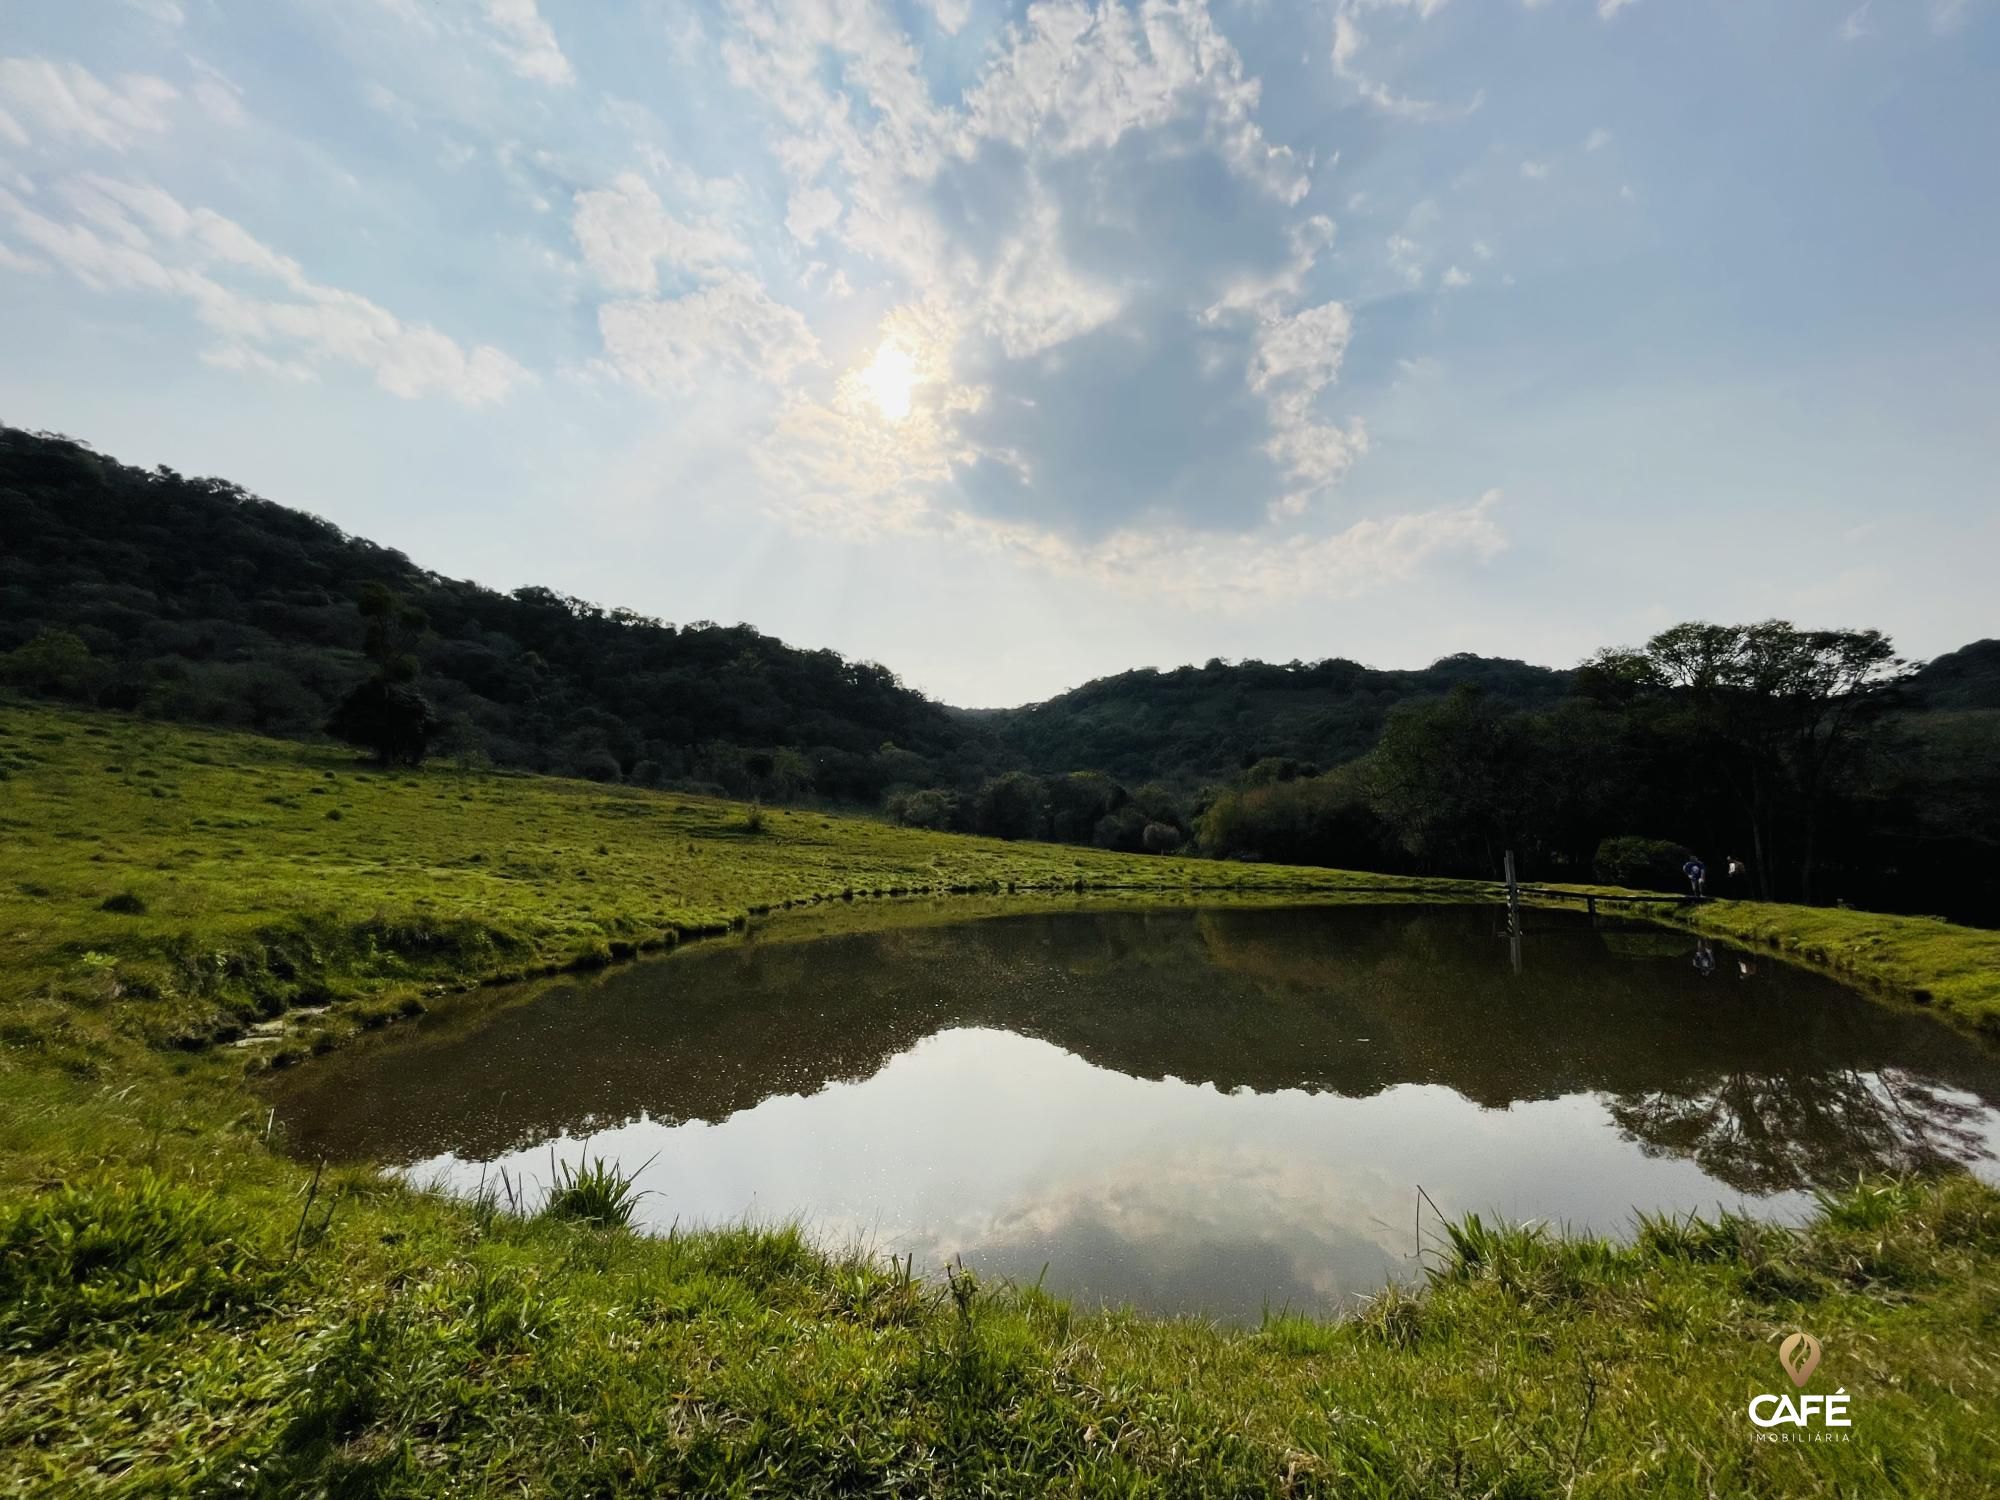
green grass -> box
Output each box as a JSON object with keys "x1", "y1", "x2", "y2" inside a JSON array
[
  {"x1": 1666, "y1": 900, "x2": 2000, "y2": 1034},
  {"x1": 4, "y1": 698, "x2": 2000, "y2": 1495}
]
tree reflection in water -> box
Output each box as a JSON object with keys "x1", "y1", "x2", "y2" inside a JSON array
[{"x1": 1610, "y1": 1067, "x2": 1993, "y2": 1195}]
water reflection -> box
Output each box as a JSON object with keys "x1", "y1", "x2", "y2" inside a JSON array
[{"x1": 271, "y1": 905, "x2": 2000, "y2": 1321}]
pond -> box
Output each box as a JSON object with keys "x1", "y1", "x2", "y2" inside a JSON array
[{"x1": 271, "y1": 904, "x2": 2000, "y2": 1323}]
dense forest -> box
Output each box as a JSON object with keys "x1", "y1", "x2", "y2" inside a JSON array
[
  {"x1": 4, "y1": 425, "x2": 1996, "y2": 923},
  {"x1": 975, "y1": 654, "x2": 1574, "y2": 784}
]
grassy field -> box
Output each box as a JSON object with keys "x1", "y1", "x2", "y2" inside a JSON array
[{"x1": 4, "y1": 698, "x2": 2000, "y2": 1496}]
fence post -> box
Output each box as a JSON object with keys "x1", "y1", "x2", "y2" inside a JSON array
[{"x1": 1504, "y1": 850, "x2": 1522, "y2": 973}]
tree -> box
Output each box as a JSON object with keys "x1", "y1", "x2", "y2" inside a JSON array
[
  {"x1": 0, "y1": 628, "x2": 101, "y2": 699},
  {"x1": 326, "y1": 679, "x2": 442, "y2": 766},
  {"x1": 1592, "y1": 621, "x2": 1905, "y2": 900},
  {"x1": 973, "y1": 771, "x2": 1047, "y2": 841},
  {"x1": 1366, "y1": 686, "x2": 1531, "y2": 874},
  {"x1": 1046, "y1": 771, "x2": 1125, "y2": 843},
  {"x1": 357, "y1": 581, "x2": 425, "y2": 683},
  {"x1": 889, "y1": 787, "x2": 958, "y2": 830}
]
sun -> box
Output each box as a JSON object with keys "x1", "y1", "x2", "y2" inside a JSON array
[{"x1": 857, "y1": 340, "x2": 918, "y2": 421}]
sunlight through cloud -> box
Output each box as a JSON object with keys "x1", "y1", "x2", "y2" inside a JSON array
[{"x1": 858, "y1": 340, "x2": 918, "y2": 421}]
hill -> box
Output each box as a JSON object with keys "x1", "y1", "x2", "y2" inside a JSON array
[
  {"x1": 978, "y1": 654, "x2": 1574, "y2": 784},
  {"x1": 1909, "y1": 638, "x2": 2000, "y2": 711},
  {"x1": 0, "y1": 425, "x2": 964, "y2": 802},
  {"x1": 0, "y1": 422, "x2": 1585, "y2": 797}
]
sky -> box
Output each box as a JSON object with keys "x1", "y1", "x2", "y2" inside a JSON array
[{"x1": 1, "y1": 0, "x2": 1995, "y2": 706}]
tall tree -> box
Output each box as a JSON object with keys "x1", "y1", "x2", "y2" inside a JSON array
[{"x1": 1590, "y1": 621, "x2": 1905, "y2": 900}]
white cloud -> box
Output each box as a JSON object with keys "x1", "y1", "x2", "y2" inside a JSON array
[
  {"x1": 480, "y1": 0, "x2": 575, "y2": 86},
  {"x1": 1251, "y1": 300, "x2": 1365, "y2": 509},
  {"x1": 190, "y1": 62, "x2": 247, "y2": 127},
  {"x1": 0, "y1": 58, "x2": 178, "y2": 150},
  {"x1": 919, "y1": 0, "x2": 973, "y2": 34},
  {"x1": 120, "y1": 0, "x2": 185, "y2": 24},
  {"x1": 784, "y1": 186, "x2": 843, "y2": 246},
  {"x1": 1520, "y1": 159, "x2": 1550, "y2": 179},
  {"x1": 1073, "y1": 490, "x2": 1505, "y2": 606},
  {"x1": 0, "y1": 176, "x2": 527, "y2": 405},
  {"x1": 1598, "y1": 0, "x2": 1637, "y2": 17},
  {"x1": 1330, "y1": 8, "x2": 1483, "y2": 123},
  {"x1": 597, "y1": 273, "x2": 822, "y2": 393},
  {"x1": 1441, "y1": 264, "x2": 1471, "y2": 288},
  {"x1": 962, "y1": 0, "x2": 1308, "y2": 200},
  {"x1": 0, "y1": 239, "x2": 47, "y2": 274},
  {"x1": 1387, "y1": 233, "x2": 1426, "y2": 285},
  {"x1": 571, "y1": 172, "x2": 747, "y2": 293},
  {"x1": 1584, "y1": 127, "x2": 1611, "y2": 151},
  {"x1": 1839, "y1": 4, "x2": 1871, "y2": 40},
  {"x1": 911, "y1": 488, "x2": 1504, "y2": 609}
]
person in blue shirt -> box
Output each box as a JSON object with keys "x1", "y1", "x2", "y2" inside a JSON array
[{"x1": 1682, "y1": 856, "x2": 1707, "y2": 899}]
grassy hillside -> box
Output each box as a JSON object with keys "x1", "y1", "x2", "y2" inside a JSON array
[{"x1": 4, "y1": 698, "x2": 2000, "y2": 1495}]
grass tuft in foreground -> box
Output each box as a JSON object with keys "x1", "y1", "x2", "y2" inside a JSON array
[{"x1": 538, "y1": 1150, "x2": 648, "y2": 1227}]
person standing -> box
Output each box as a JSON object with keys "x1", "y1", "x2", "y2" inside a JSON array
[{"x1": 1682, "y1": 855, "x2": 1707, "y2": 899}]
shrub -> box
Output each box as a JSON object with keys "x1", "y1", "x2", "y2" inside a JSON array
[
  {"x1": 888, "y1": 787, "x2": 957, "y2": 831},
  {"x1": 570, "y1": 749, "x2": 622, "y2": 783}
]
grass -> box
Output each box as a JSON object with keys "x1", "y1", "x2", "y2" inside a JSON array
[
  {"x1": 538, "y1": 1149, "x2": 648, "y2": 1227},
  {"x1": 1666, "y1": 900, "x2": 2000, "y2": 1034},
  {"x1": 3, "y1": 697, "x2": 1999, "y2": 1494}
]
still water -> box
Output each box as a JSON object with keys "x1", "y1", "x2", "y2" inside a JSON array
[{"x1": 272, "y1": 904, "x2": 2000, "y2": 1322}]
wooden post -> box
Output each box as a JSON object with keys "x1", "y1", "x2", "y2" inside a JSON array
[
  {"x1": 1504, "y1": 850, "x2": 1522, "y2": 973},
  {"x1": 1586, "y1": 893, "x2": 1597, "y2": 924}
]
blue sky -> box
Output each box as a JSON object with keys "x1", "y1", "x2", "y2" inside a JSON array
[{"x1": 2, "y1": 0, "x2": 1993, "y2": 705}]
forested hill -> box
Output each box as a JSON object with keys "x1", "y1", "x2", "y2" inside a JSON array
[
  {"x1": 0, "y1": 423, "x2": 1590, "y2": 795},
  {"x1": 0, "y1": 425, "x2": 964, "y2": 798},
  {"x1": 1908, "y1": 639, "x2": 2000, "y2": 712},
  {"x1": 976, "y1": 655, "x2": 1574, "y2": 785}
]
